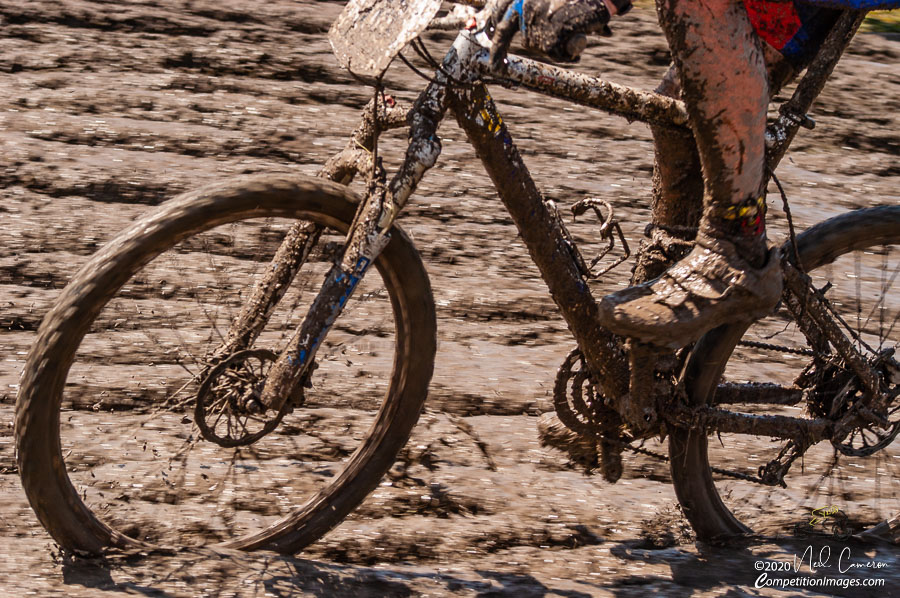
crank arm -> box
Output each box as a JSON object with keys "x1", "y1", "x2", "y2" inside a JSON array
[{"x1": 619, "y1": 341, "x2": 660, "y2": 433}]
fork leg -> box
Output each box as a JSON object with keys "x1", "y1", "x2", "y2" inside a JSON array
[
  {"x1": 259, "y1": 258, "x2": 372, "y2": 409},
  {"x1": 214, "y1": 222, "x2": 322, "y2": 360},
  {"x1": 212, "y1": 99, "x2": 411, "y2": 363},
  {"x1": 258, "y1": 69, "x2": 448, "y2": 411}
]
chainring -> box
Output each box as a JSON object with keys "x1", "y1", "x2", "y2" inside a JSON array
[{"x1": 553, "y1": 347, "x2": 620, "y2": 436}]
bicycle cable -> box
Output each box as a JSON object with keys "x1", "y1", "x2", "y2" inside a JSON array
[
  {"x1": 768, "y1": 167, "x2": 803, "y2": 273},
  {"x1": 769, "y1": 168, "x2": 882, "y2": 358},
  {"x1": 399, "y1": 33, "x2": 513, "y2": 89},
  {"x1": 396, "y1": 37, "x2": 471, "y2": 89}
]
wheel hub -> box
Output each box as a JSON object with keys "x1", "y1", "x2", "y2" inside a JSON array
[
  {"x1": 828, "y1": 347, "x2": 900, "y2": 457},
  {"x1": 195, "y1": 349, "x2": 296, "y2": 448}
]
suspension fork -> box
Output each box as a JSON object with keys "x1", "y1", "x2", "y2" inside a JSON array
[
  {"x1": 210, "y1": 100, "x2": 412, "y2": 363},
  {"x1": 257, "y1": 55, "x2": 454, "y2": 411},
  {"x1": 258, "y1": 27, "x2": 630, "y2": 410}
]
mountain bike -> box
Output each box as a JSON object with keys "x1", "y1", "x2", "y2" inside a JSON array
[{"x1": 15, "y1": 1, "x2": 899, "y2": 554}]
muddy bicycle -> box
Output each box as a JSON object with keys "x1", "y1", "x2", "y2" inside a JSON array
[{"x1": 16, "y1": 1, "x2": 899, "y2": 554}]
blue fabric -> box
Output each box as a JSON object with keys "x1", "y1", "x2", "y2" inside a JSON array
[
  {"x1": 800, "y1": 0, "x2": 900, "y2": 9},
  {"x1": 780, "y1": 4, "x2": 842, "y2": 66},
  {"x1": 504, "y1": 0, "x2": 527, "y2": 33},
  {"x1": 782, "y1": 2, "x2": 898, "y2": 67}
]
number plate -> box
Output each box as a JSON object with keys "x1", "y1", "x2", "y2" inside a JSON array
[{"x1": 329, "y1": 0, "x2": 444, "y2": 78}]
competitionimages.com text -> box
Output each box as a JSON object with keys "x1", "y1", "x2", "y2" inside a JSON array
[{"x1": 755, "y1": 573, "x2": 885, "y2": 589}]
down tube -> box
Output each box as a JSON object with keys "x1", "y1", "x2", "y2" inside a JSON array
[{"x1": 449, "y1": 82, "x2": 629, "y2": 400}]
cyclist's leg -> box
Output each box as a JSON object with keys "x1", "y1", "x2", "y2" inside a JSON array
[
  {"x1": 631, "y1": 67, "x2": 703, "y2": 286},
  {"x1": 635, "y1": 47, "x2": 797, "y2": 287},
  {"x1": 665, "y1": 0, "x2": 770, "y2": 267},
  {"x1": 599, "y1": 0, "x2": 782, "y2": 349}
]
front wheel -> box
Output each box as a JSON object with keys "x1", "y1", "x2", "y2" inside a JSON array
[
  {"x1": 671, "y1": 206, "x2": 900, "y2": 542},
  {"x1": 15, "y1": 174, "x2": 436, "y2": 554}
]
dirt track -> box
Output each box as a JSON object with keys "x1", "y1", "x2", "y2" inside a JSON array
[{"x1": 1, "y1": 1, "x2": 899, "y2": 596}]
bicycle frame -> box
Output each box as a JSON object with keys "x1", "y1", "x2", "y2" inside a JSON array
[
  {"x1": 256, "y1": 9, "x2": 876, "y2": 440},
  {"x1": 17, "y1": 2, "x2": 899, "y2": 556}
]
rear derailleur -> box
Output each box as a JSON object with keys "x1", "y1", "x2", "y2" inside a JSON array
[
  {"x1": 803, "y1": 346, "x2": 900, "y2": 458},
  {"x1": 758, "y1": 347, "x2": 899, "y2": 487}
]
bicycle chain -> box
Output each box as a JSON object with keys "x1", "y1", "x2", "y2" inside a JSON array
[
  {"x1": 555, "y1": 344, "x2": 799, "y2": 487},
  {"x1": 621, "y1": 442, "x2": 767, "y2": 484},
  {"x1": 737, "y1": 339, "x2": 814, "y2": 357},
  {"x1": 588, "y1": 227, "x2": 885, "y2": 486},
  {"x1": 688, "y1": 327, "x2": 810, "y2": 483}
]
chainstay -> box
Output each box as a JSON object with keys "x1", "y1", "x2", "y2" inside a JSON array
[{"x1": 556, "y1": 346, "x2": 790, "y2": 487}]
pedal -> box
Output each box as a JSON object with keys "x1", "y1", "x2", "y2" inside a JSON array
[
  {"x1": 545, "y1": 347, "x2": 633, "y2": 481},
  {"x1": 599, "y1": 438, "x2": 623, "y2": 483},
  {"x1": 537, "y1": 412, "x2": 599, "y2": 472}
]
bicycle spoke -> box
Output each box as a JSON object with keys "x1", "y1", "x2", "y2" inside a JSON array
[{"x1": 688, "y1": 230, "x2": 899, "y2": 538}]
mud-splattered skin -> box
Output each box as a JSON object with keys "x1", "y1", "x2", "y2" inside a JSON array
[
  {"x1": 595, "y1": 0, "x2": 787, "y2": 348},
  {"x1": 634, "y1": 10, "x2": 860, "y2": 286},
  {"x1": 655, "y1": 0, "x2": 770, "y2": 264}
]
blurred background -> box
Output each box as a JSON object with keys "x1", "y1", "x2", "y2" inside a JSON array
[{"x1": 0, "y1": 1, "x2": 897, "y2": 595}]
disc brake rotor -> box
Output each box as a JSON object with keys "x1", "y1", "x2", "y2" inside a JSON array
[
  {"x1": 195, "y1": 349, "x2": 295, "y2": 448},
  {"x1": 831, "y1": 350, "x2": 900, "y2": 457}
]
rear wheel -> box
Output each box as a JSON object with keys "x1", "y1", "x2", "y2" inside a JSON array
[
  {"x1": 15, "y1": 175, "x2": 436, "y2": 554},
  {"x1": 671, "y1": 206, "x2": 900, "y2": 542}
]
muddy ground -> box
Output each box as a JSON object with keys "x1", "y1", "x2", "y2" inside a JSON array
[{"x1": 1, "y1": 1, "x2": 899, "y2": 596}]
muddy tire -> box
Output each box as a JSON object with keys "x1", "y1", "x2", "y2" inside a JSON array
[
  {"x1": 671, "y1": 206, "x2": 900, "y2": 542},
  {"x1": 15, "y1": 174, "x2": 436, "y2": 554}
]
